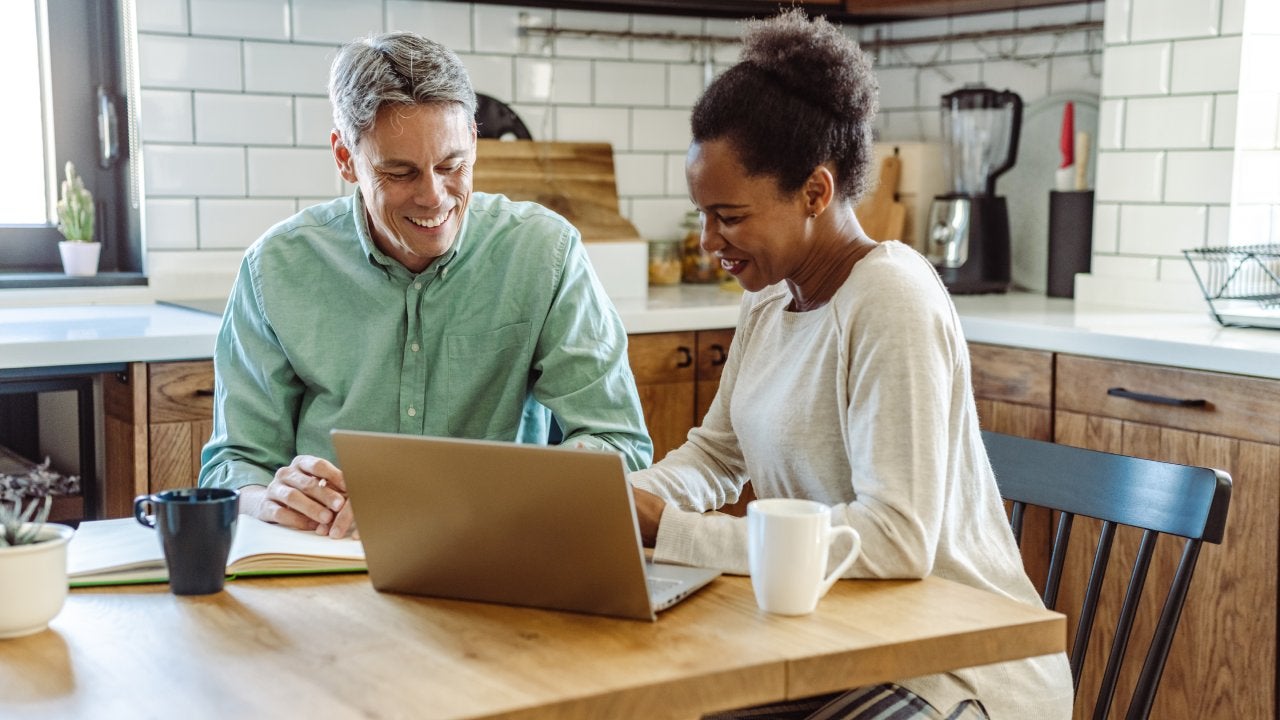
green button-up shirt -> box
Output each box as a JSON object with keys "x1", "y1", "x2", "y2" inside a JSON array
[{"x1": 199, "y1": 191, "x2": 652, "y2": 491}]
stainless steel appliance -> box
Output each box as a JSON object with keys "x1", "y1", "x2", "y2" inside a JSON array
[{"x1": 926, "y1": 85, "x2": 1023, "y2": 294}]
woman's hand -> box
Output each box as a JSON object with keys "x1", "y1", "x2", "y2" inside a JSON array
[
  {"x1": 631, "y1": 486, "x2": 667, "y2": 547},
  {"x1": 237, "y1": 455, "x2": 358, "y2": 538}
]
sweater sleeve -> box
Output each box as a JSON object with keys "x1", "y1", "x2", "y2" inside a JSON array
[
  {"x1": 627, "y1": 291, "x2": 761, "y2": 513},
  {"x1": 824, "y1": 252, "x2": 964, "y2": 579}
]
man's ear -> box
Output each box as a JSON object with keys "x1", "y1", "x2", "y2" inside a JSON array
[{"x1": 332, "y1": 130, "x2": 359, "y2": 184}]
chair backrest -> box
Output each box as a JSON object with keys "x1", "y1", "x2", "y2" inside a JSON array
[{"x1": 981, "y1": 431, "x2": 1231, "y2": 720}]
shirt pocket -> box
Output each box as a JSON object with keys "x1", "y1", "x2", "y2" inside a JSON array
[{"x1": 444, "y1": 322, "x2": 531, "y2": 438}]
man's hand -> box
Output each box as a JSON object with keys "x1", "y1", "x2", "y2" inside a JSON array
[
  {"x1": 238, "y1": 455, "x2": 358, "y2": 539},
  {"x1": 631, "y1": 485, "x2": 667, "y2": 548}
]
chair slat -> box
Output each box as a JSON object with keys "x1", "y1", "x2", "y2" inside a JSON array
[
  {"x1": 1072, "y1": 520, "x2": 1115, "y2": 691},
  {"x1": 1010, "y1": 501, "x2": 1025, "y2": 546},
  {"x1": 1043, "y1": 511, "x2": 1074, "y2": 611},
  {"x1": 1126, "y1": 539, "x2": 1204, "y2": 720},
  {"x1": 1093, "y1": 530, "x2": 1158, "y2": 720}
]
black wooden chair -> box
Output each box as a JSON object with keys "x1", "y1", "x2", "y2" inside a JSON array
[{"x1": 982, "y1": 431, "x2": 1231, "y2": 720}]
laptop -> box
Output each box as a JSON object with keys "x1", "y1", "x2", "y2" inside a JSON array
[{"x1": 330, "y1": 430, "x2": 721, "y2": 621}]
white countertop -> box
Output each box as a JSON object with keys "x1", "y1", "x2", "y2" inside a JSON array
[
  {"x1": 950, "y1": 293, "x2": 1280, "y2": 380},
  {"x1": 3, "y1": 289, "x2": 1279, "y2": 380},
  {"x1": 0, "y1": 303, "x2": 222, "y2": 371}
]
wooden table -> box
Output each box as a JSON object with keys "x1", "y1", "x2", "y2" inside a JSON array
[{"x1": 0, "y1": 574, "x2": 1063, "y2": 720}]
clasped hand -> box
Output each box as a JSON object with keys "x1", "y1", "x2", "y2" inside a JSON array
[{"x1": 239, "y1": 455, "x2": 358, "y2": 539}]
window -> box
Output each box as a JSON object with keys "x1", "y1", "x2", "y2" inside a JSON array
[{"x1": 0, "y1": 0, "x2": 144, "y2": 285}]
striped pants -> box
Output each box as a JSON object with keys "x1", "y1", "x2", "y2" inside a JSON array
[{"x1": 703, "y1": 683, "x2": 990, "y2": 720}]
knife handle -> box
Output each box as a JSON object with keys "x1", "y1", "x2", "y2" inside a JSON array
[{"x1": 1074, "y1": 132, "x2": 1090, "y2": 190}]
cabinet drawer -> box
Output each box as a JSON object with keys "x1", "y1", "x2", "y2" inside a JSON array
[
  {"x1": 1056, "y1": 354, "x2": 1280, "y2": 444},
  {"x1": 969, "y1": 343, "x2": 1052, "y2": 408},
  {"x1": 627, "y1": 332, "x2": 696, "y2": 385},
  {"x1": 148, "y1": 361, "x2": 216, "y2": 424},
  {"x1": 696, "y1": 329, "x2": 734, "y2": 382}
]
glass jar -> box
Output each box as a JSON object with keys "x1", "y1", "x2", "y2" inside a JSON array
[
  {"x1": 647, "y1": 239, "x2": 682, "y2": 286},
  {"x1": 680, "y1": 210, "x2": 721, "y2": 284}
]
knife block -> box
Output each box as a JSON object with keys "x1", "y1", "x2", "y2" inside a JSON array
[{"x1": 1047, "y1": 190, "x2": 1094, "y2": 298}]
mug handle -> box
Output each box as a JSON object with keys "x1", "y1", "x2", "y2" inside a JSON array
[
  {"x1": 817, "y1": 525, "x2": 861, "y2": 599},
  {"x1": 134, "y1": 495, "x2": 157, "y2": 528}
]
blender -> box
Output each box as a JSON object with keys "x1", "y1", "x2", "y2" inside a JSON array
[{"x1": 926, "y1": 85, "x2": 1023, "y2": 294}]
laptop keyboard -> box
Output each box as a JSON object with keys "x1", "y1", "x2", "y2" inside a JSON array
[{"x1": 647, "y1": 577, "x2": 680, "y2": 595}]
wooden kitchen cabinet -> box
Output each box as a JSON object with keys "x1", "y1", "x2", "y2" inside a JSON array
[
  {"x1": 968, "y1": 342, "x2": 1055, "y2": 592},
  {"x1": 1052, "y1": 355, "x2": 1280, "y2": 720},
  {"x1": 102, "y1": 360, "x2": 214, "y2": 518},
  {"x1": 627, "y1": 329, "x2": 734, "y2": 462},
  {"x1": 969, "y1": 342, "x2": 1053, "y2": 440}
]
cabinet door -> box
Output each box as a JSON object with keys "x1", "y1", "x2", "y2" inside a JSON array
[
  {"x1": 627, "y1": 332, "x2": 697, "y2": 462},
  {"x1": 147, "y1": 361, "x2": 216, "y2": 492},
  {"x1": 694, "y1": 328, "x2": 734, "y2": 425},
  {"x1": 969, "y1": 342, "x2": 1053, "y2": 439},
  {"x1": 1054, "y1": 356, "x2": 1280, "y2": 720}
]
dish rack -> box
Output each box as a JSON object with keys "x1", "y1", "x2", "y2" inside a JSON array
[{"x1": 1183, "y1": 244, "x2": 1280, "y2": 327}]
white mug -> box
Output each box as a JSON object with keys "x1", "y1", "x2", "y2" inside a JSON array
[{"x1": 747, "y1": 498, "x2": 861, "y2": 616}]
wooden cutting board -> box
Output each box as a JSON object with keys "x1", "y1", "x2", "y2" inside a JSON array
[
  {"x1": 856, "y1": 154, "x2": 908, "y2": 242},
  {"x1": 473, "y1": 139, "x2": 642, "y2": 242}
]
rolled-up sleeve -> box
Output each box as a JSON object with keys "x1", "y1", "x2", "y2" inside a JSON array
[{"x1": 198, "y1": 252, "x2": 304, "y2": 491}]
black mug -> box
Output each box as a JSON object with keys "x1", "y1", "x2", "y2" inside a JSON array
[{"x1": 134, "y1": 488, "x2": 239, "y2": 595}]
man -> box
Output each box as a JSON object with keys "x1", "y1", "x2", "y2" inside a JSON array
[{"x1": 199, "y1": 32, "x2": 651, "y2": 538}]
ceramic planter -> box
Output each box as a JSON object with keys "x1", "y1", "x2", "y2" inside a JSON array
[
  {"x1": 0, "y1": 523, "x2": 74, "y2": 638},
  {"x1": 58, "y1": 241, "x2": 101, "y2": 277}
]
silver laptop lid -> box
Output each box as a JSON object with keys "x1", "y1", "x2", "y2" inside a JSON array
[{"x1": 332, "y1": 430, "x2": 662, "y2": 621}]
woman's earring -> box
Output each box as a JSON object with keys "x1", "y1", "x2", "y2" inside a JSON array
[{"x1": 808, "y1": 212, "x2": 817, "y2": 219}]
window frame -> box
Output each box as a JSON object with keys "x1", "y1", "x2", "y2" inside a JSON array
[{"x1": 0, "y1": 0, "x2": 144, "y2": 285}]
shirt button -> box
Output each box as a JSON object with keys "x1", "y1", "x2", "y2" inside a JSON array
[
  {"x1": 413, "y1": 281, "x2": 422, "y2": 290},
  {"x1": 411, "y1": 343, "x2": 420, "y2": 352},
  {"x1": 442, "y1": 267, "x2": 449, "y2": 278},
  {"x1": 407, "y1": 407, "x2": 417, "y2": 417}
]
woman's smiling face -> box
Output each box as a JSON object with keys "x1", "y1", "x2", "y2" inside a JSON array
[
  {"x1": 685, "y1": 138, "x2": 812, "y2": 293},
  {"x1": 334, "y1": 102, "x2": 476, "y2": 272}
]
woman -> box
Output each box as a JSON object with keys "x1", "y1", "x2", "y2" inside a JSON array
[{"x1": 628, "y1": 9, "x2": 1073, "y2": 720}]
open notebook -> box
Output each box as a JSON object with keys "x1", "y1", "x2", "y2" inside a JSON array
[{"x1": 66, "y1": 515, "x2": 366, "y2": 587}]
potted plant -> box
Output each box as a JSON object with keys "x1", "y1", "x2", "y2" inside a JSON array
[
  {"x1": 0, "y1": 495, "x2": 75, "y2": 638},
  {"x1": 56, "y1": 161, "x2": 100, "y2": 276}
]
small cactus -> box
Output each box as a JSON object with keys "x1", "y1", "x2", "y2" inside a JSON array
[{"x1": 56, "y1": 161, "x2": 95, "y2": 242}]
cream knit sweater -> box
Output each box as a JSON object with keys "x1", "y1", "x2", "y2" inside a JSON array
[{"x1": 629, "y1": 241, "x2": 1073, "y2": 719}]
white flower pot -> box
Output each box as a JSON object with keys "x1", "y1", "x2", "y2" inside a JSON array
[
  {"x1": 0, "y1": 523, "x2": 74, "y2": 639},
  {"x1": 58, "y1": 241, "x2": 101, "y2": 277}
]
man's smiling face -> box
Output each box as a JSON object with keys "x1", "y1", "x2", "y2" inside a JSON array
[{"x1": 333, "y1": 101, "x2": 477, "y2": 273}]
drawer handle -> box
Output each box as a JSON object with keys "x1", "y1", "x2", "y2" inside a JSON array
[
  {"x1": 1106, "y1": 387, "x2": 1207, "y2": 408},
  {"x1": 195, "y1": 388, "x2": 216, "y2": 397},
  {"x1": 676, "y1": 347, "x2": 693, "y2": 368},
  {"x1": 709, "y1": 344, "x2": 728, "y2": 367}
]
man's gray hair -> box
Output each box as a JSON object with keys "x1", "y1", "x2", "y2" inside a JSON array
[{"x1": 329, "y1": 31, "x2": 477, "y2": 149}]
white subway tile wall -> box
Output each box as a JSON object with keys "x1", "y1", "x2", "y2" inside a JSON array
[
  {"x1": 1164, "y1": 151, "x2": 1234, "y2": 204},
  {"x1": 197, "y1": 199, "x2": 299, "y2": 250},
  {"x1": 137, "y1": 0, "x2": 188, "y2": 35},
  {"x1": 140, "y1": 90, "x2": 194, "y2": 143},
  {"x1": 193, "y1": 93, "x2": 295, "y2": 145},
  {"x1": 135, "y1": 0, "x2": 1104, "y2": 267},
  {"x1": 1080, "y1": 0, "x2": 1280, "y2": 312},
  {"x1": 1128, "y1": 0, "x2": 1220, "y2": 42},
  {"x1": 292, "y1": 0, "x2": 384, "y2": 43},
  {"x1": 190, "y1": 0, "x2": 290, "y2": 40}
]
